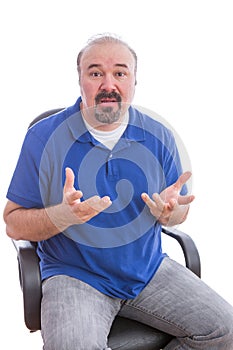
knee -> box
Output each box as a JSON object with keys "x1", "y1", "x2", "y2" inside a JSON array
[
  {"x1": 219, "y1": 309, "x2": 233, "y2": 347},
  {"x1": 197, "y1": 314, "x2": 233, "y2": 349},
  {"x1": 202, "y1": 298, "x2": 233, "y2": 348},
  {"x1": 181, "y1": 309, "x2": 233, "y2": 349},
  {"x1": 225, "y1": 319, "x2": 233, "y2": 347}
]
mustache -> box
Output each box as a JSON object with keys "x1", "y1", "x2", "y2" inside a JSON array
[{"x1": 95, "y1": 91, "x2": 122, "y2": 104}]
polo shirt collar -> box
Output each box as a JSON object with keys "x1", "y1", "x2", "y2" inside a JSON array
[{"x1": 66, "y1": 97, "x2": 146, "y2": 143}]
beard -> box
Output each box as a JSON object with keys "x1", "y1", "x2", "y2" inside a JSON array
[{"x1": 94, "y1": 91, "x2": 122, "y2": 124}]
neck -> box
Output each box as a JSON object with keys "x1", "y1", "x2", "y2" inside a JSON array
[{"x1": 80, "y1": 102, "x2": 128, "y2": 131}]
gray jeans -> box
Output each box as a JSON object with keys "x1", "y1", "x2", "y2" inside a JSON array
[{"x1": 41, "y1": 257, "x2": 233, "y2": 349}]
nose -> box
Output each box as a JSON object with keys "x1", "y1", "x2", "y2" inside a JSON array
[{"x1": 100, "y1": 74, "x2": 116, "y2": 92}]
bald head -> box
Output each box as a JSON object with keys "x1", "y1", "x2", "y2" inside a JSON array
[{"x1": 77, "y1": 34, "x2": 137, "y2": 77}]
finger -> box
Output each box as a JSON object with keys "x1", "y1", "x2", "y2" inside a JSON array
[
  {"x1": 141, "y1": 192, "x2": 165, "y2": 217},
  {"x1": 178, "y1": 194, "x2": 195, "y2": 205},
  {"x1": 141, "y1": 193, "x2": 155, "y2": 208},
  {"x1": 85, "y1": 195, "x2": 112, "y2": 212},
  {"x1": 151, "y1": 193, "x2": 166, "y2": 211},
  {"x1": 174, "y1": 171, "x2": 192, "y2": 190},
  {"x1": 68, "y1": 190, "x2": 83, "y2": 203},
  {"x1": 76, "y1": 196, "x2": 112, "y2": 221},
  {"x1": 167, "y1": 198, "x2": 178, "y2": 210}
]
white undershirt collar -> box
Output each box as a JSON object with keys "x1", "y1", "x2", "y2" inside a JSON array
[{"x1": 82, "y1": 112, "x2": 129, "y2": 150}]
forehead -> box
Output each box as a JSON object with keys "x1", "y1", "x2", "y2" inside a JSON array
[{"x1": 80, "y1": 42, "x2": 135, "y2": 71}]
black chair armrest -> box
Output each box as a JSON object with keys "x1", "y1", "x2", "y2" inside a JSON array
[
  {"x1": 162, "y1": 227, "x2": 201, "y2": 278},
  {"x1": 12, "y1": 240, "x2": 42, "y2": 331}
]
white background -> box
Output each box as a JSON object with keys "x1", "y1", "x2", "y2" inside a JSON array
[{"x1": 0, "y1": 1, "x2": 232, "y2": 348}]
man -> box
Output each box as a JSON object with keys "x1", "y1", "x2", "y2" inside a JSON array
[{"x1": 3, "y1": 34, "x2": 233, "y2": 349}]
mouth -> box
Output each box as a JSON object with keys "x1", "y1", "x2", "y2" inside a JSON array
[
  {"x1": 95, "y1": 91, "x2": 122, "y2": 106},
  {"x1": 100, "y1": 98, "x2": 117, "y2": 102},
  {"x1": 99, "y1": 98, "x2": 118, "y2": 105}
]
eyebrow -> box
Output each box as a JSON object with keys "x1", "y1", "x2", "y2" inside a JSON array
[{"x1": 87, "y1": 63, "x2": 129, "y2": 70}]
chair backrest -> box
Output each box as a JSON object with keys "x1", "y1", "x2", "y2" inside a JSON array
[{"x1": 28, "y1": 108, "x2": 65, "y2": 128}]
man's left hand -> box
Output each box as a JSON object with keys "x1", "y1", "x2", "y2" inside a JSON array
[{"x1": 141, "y1": 171, "x2": 195, "y2": 226}]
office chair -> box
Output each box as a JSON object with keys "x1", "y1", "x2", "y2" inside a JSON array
[{"x1": 12, "y1": 108, "x2": 201, "y2": 350}]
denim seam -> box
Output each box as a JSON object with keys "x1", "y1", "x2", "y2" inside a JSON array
[{"x1": 125, "y1": 303, "x2": 190, "y2": 336}]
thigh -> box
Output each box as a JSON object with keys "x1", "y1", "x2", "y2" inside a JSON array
[
  {"x1": 119, "y1": 257, "x2": 233, "y2": 339},
  {"x1": 41, "y1": 275, "x2": 121, "y2": 350}
]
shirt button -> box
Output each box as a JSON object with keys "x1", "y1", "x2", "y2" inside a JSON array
[{"x1": 109, "y1": 153, "x2": 113, "y2": 159}]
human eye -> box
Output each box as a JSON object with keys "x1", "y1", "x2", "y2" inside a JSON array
[
  {"x1": 115, "y1": 71, "x2": 126, "y2": 78},
  {"x1": 90, "y1": 71, "x2": 102, "y2": 78}
]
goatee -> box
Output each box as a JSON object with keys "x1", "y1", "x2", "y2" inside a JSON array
[{"x1": 94, "y1": 91, "x2": 122, "y2": 124}]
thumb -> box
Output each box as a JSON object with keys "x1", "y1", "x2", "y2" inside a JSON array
[
  {"x1": 63, "y1": 167, "x2": 83, "y2": 204},
  {"x1": 174, "y1": 171, "x2": 192, "y2": 190},
  {"x1": 63, "y1": 167, "x2": 75, "y2": 192}
]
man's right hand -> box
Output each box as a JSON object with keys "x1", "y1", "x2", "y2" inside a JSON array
[
  {"x1": 61, "y1": 167, "x2": 112, "y2": 225},
  {"x1": 3, "y1": 167, "x2": 112, "y2": 241}
]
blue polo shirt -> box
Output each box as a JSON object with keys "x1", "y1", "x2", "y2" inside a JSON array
[{"x1": 7, "y1": 97, "x2": 185, "y2": 299}]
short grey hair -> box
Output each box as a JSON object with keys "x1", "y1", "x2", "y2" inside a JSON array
[{"x1": 77, "y1": 33, "x2": 137, "y2": 76}]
